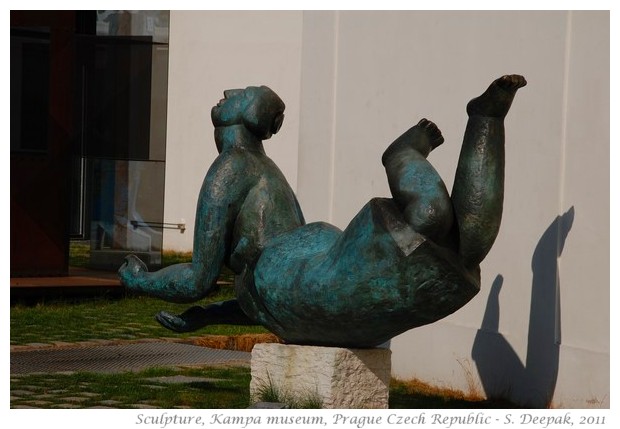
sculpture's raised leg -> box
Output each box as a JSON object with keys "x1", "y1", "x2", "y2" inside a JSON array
[
  {"x1": 382, "y1": 118, "x2": 453, "y2": 243},
  {"x1": 451, "y1": 75, "x2": 526, "y2": 268}
]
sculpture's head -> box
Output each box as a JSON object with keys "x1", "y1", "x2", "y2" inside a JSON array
[{"x1": 211, "y1": 85, "x2": 285, "y2": 140}]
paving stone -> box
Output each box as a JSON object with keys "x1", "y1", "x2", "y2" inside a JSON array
[
  {"x1": 51, "y1": 341, "x2": 76, "y2": 347},
  {"x1": 145, "y1": 385, "x2": 166, "y2": 390},
  {"x1": 19, "y1": 385, "x2": 42, "y2": 390},
  {"x1": 49, "y1": 389, "x2": 69, "y2": 394},
  {"x1": 145, "y1": 376, "x2": 224, "y2": 384},
  {"x1": 12, "y1": 405, "x2": 38, "y2": 409},
  {"x1": 12, "y1": 342, "x2": 249, "y2": 374},
  {"x1": 99, "y1": 399, "x2": 123, "y2": 406},
  {"x1": 52, "y1": 403, "x2": 82, "y2": 409},
  {"x1": 32, "y1": 393, "x2": 56, "y2": 399},
  {"x1": 60, "y1": 396, "x2": 88, "y2": 402},
  {"x1": 131, "y1": 404, "x2": 159, "y2": 409},
  {"x1": 78, "y1": 392, "x2": 101, "y2": 397},
  {"x1": 11, "y1": 390, "x2": 35, "y2": 396},
  {"x1": 88, "y1": 406, "x2": 117, "y2": 409},
  {"x1": 249, "y1": 402, "x2": 288, "y2": 409},
  {"x1": 23, "y1": 400, "x2": 52, "y2": 406}
]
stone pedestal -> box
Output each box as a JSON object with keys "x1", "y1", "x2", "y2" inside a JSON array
[{"x1": 250, "y1": 343, "x2": 391, "y2": 409}]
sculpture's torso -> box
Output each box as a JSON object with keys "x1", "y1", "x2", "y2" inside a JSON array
[
  {"x1": 240, "y1": 198, "x2": 481, "y2": 348},
  {"x1": 197, "y1": 146, "x2": 304, "y2": 273}
]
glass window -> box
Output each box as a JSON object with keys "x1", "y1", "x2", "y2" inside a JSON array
[{"x1": 10, "y1": 29, "x2": 51, "y2": 153}]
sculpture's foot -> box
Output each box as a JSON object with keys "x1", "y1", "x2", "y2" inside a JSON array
[
  {"x1": 417, "y1": 118, "x2": 444, "y2": 151},
  {"x1": 382, "y1": 118, "x2": 445, "y2": 163},
  {"x1": 466, "y1": 75, "x2": 527, "y2": 118},
  {"x1": 156, "y1": 301, "x2": 257, "y2": 332},
  {"x1": 156, "y1": 310, "x2": 196, "y2": 333},
  {"x1": 118, "y1": 254, "x2": 148, "y2": 289}
]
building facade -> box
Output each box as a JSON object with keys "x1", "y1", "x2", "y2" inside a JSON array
[
  {"x1": 10, "y1": 10, "x2": 610, "y2": 408},
  {"x1": 162, "y1": 11, "x2": 609, "y2": 408}
]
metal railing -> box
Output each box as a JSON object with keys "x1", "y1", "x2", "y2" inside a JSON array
[{"x1": 130, "y1": 220, "x2": 186, "y2": 233}]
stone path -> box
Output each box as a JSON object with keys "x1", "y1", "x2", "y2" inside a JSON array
[
  {"x1": 10, "y1": 373, "x2": 214, "y2": 409},
  {"x1": 11, "y1": 341, "x2": 250, "y2": 374},
  {"x1": 10, "y1": 339, "x2": 251, "y2": 409}
]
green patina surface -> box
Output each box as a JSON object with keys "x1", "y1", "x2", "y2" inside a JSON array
[{"x1": 119, "y1": 76, "x2": 526, "y2": 347}]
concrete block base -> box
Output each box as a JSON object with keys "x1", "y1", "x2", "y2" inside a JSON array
[{"x1": 250, "y1": 343, "x2": 391, "y2": 409}]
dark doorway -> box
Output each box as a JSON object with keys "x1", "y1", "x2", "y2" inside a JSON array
[{"x1": 10, "y1": 11, "x2": 77, "y2": 276}]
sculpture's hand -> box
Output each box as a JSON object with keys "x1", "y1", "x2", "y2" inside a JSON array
[{"x1": 118, "y1": 254, "x2": 148, "y2": 291}]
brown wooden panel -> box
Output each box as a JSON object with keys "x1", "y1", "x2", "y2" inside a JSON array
[{"x1": 10, "y1": 11, "x2": 76, "y2": 276}]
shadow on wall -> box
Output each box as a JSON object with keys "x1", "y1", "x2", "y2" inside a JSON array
[{"x1": 471, "y1": 207, "x2": 575, "y2": 408}]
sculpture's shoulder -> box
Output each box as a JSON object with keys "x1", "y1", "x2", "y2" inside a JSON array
[
  {"x1": 205, "y1": 148, "x2": 256, "y2": 180},
  {"x1": 221, "y1": 146, "x2": 291, "y2": 186}
]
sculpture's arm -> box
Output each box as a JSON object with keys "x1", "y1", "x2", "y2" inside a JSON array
[{"x1": 119, "y1": 153, "x2": 253, "y2": 303}]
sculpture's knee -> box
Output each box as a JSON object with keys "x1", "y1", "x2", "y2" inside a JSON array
[
  {"x1": 384, "y1": 148, "x2": 453, "y2": 242},
  {"x1": 403, "y1": 194, "x2": 453, "y2": 241}
]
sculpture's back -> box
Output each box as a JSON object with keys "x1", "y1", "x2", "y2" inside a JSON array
[{"x1": 247, "y1": 197, "x2": 480, "y2": 347}]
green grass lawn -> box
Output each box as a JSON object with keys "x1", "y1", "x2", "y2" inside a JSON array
[
  {"x1": 10, "y1": 244, "x2": 265, "y2": 346},
  {"x1": 10, "y1": 365, "x2": 518, "y2": 409},
  {"x1": 10, "y1": 242, "x2": 519, "y2": 409},
  {"x1": 11, "y1": 366, "x2": 252, "y2": 409},
  {"x1": 10, "y1": 289, "x2": 520, "y2": 409},
  {"x1": 10, "y1": 288, "x2": 268, "y2": 346}
]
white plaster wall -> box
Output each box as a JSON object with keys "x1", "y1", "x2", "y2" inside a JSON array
[
  {"x1": 297, "y1": 11, "x2": 339, "y2": 223},
  {"x1": 297, "y1": 10, "x2": 609, "y2": 408},
  {"x1": 163, "y1": 10, "x2": 303, "y2": 250},
  {"x1": 163, "y1": 10, "x2": 609, "y2": 408},
  {"x1": 552, "y1": 11, "x2": 610, "y2": 408}
]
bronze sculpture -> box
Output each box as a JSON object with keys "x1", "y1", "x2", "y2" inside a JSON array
[{"x1": 119, "y1": 76, "x2": 526, "y2": 347}]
